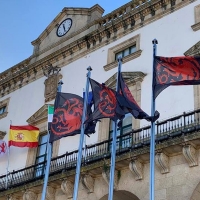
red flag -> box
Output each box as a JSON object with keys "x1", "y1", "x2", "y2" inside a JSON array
[
  {"x1": 154, "y1": 56, "x2": 200, "y2": 98},
  {"x1": 50, "y1": 92, "x2": 96, "y2": 143},
  {"x1": 0, "y1": 140, "x2": 7, "y2": 155},
  {"x1": 117, "y1": 73, "x2": 159, "y2": 122},
  {"x1": 85, "y1": 78, "x2": 125, "y2": 124}
]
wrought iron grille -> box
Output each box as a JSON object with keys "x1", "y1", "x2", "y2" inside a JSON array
[{"x1": 1, "y1": 108, "x2": 200, "y2": 191}]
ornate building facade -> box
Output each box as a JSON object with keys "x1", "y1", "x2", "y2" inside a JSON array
[{"x1": 0, "y1": 0, "x2": 200, "y2": 199}]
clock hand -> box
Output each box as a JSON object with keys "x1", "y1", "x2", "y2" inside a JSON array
[{"x1": 63, "y1": 24, "x2": 66, "y2": 32}]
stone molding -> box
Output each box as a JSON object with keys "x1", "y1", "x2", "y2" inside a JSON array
[
  {"x1": 155, "y1": 152, "x2": 169, "y2": 174},
  {"x1": 102, "y1": 169, "x2": 118, "y2": 190},
  {"x1": 23, "y1": 191, "x2": 37, "y2": 200},
  {"x1": 184, "y1": 41, "x2": 200, "y2": 56},
  {"x1": 46, "y1": 186, "x2": 56, "y2": 200},
  {"x1": 0, "y1": 131, "x2": 6, "y2": 139},
  {"x1": 27, "y1": 104, "x2": 53, "y2": 125},
  {"x1": 81, "y1": 174, "x2": 95, "y2": 193},
  {"x1": 191, "y1": 22, "x2": 200, "y2": 31},
  {"x1": 61, "y1": 179, "x2": 74, "y2": 199},
  {"x1": 0, "y1": 0, "x2": 194, "y2": 98},
  {"x1": 105, "y1": 71, "x2": 146, "y2": 89},
  {"x1": 104, "y1": 50, "x2": 142, "y2": 71},
  {"x1": 182, "y1": 144, "x2": 198, "y2": 167},
  {"x1": 129, "y1": 159, "x2": 143, "y2": 180}
]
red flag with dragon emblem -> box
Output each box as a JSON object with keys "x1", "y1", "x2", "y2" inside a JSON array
[
  {"x1": 0, "y1": 140, "x2": 7, "y2": 155},
  {"x1": 50, "y1": 92, "x2": 95, "y2": 143},
  {"x1": 154, "y1": 56, "x2": 200, "y2": 98},
  {"x1": 117, "y1": 73, "x2": 159, "y2": 122},
  {"x1": 84, "y1": 78, "x2": 125, "y2": 124}
]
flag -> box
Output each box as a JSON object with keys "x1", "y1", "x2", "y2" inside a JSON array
[
  {"x1": 117, "y1": 73, "x2": 159, "y2": 122},
  {"x1": 85, "y1": 78, "x2": 125, "y2": 124},
  {"x1": 9, "y1": 125, "x2": 39, "y2": 147},
  {"x1": 50, "y1": 92, "x2": 83, "y2": 142},
  {"x1": 0, "y1": 140, "x2": 7, "y2": 155},
  {"x1": 48, "y1": 105, "x2": 54, "y2": 130},
  {"x1": 154, "y1": 56, "x2": 200, "y2": 98}
]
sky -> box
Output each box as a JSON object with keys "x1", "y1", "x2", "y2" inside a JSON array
[{"x1": 0, "y1": 0, "x2": 130, "y2": 73}]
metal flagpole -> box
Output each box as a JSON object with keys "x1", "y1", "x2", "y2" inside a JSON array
[
  {"x1": 5, "y1": 120, "x2": 12, "y2": 189},
  {"x1": 41, "y1": 80, "x2": 63, "y2": 200},
  {"x1": 73, "y1": 66, "x2": 92, "y2": 200},
  {"x1": 150, "y1": 39, "x2": 158, "y2": 200},
  {"x1": 5, "y1": 147, "x2": 10, "y2": 189},
  {"x1": 108, "y1": 57, "x2": 122, "y2": 200}
]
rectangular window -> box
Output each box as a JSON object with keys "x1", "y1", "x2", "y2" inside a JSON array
[
  {"x1": 0, "y1": 98, "x2": 10, "y2": 120},
  {"x1": 115, "y1": 45, "x2": 136, "y2": 60},
  {"x1": 109, "y1": 113, "x2": 132, "y2": 151},
  {"x1": 35, "y1": 134, "x2": 48, "y2": 177},
  {"x1": 104, "y1": 34, "x2": 141, "y2": 71}
]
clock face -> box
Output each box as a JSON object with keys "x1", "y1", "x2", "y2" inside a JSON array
[{"x1": 56, "y1": 18, "x2": 72, "y2": 37}]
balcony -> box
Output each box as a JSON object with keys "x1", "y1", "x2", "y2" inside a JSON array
[{"x1": 1, "y1": 108, "x2": 200, "y2": 196}]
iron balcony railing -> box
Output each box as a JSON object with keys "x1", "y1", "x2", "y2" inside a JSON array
[{"x1": 1, "y1": 108, "x2": 200, "y2": 192}]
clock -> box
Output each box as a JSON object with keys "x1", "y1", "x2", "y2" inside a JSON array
[{"x1": 56, "y1": 18, "x2": 72, "y2": 37}]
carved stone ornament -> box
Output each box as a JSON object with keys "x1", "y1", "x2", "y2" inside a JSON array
[
  {"x1": 44, "y1": 73, "x2": 62, "y2": 103},
  {"x1": 8, "y1": 196, "x2": 19, "y2": 200},
  {"x1": 155, "y1": 152, "x2": 169, "y2": 174},
  {"x1": 102, "y1": 169, "x2": 118, "y2": 190},
  {"x1": 23, "y1": 191, "x2": 37, "y2": 200},
  {"x1": 81, "y1": 174, "x2": 95, "y2": 193},
  {"x1": 61, "y1": 179, "x2": 74, "y2": 199},
  {"x1": 129, "y1": 160, "x2": 143, "y2": 180},
  {"x1": 46, "y1": 186, "x2": 56, "y2": 200},
  {"x1": 182, "y1": 145, "x2": 198, "y2": 167}
]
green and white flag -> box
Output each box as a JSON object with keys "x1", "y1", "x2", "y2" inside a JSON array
[{"x1": 48, "y1": 105, "x2": 54, "y2": 129}]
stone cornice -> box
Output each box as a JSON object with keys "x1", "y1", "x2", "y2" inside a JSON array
[{"x1": 0, "y1": 0, "x2": 195, "y2": 98}]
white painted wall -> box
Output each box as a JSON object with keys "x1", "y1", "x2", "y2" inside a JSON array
[{"x1": 0, "y1": 0, "x2": 199, "y2": 175}]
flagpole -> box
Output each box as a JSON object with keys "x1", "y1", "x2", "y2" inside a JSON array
[
  {"x1": 73, "y1": 66, "x2": 92, "y2": 200},
  {"x1": 5, "y1": 120, "x2": 12, "y2": 189},
  {"x1": 108, "y1": 57, "x2": 122, "y2": 200},
  {"x1": 5, "y1": 147, "x2": 10, "y2": 189},
  {"x1": 41, "y1": 80, "x2": 63, "y2": 200},
  {"x1": 150, "y1": 39, "x2": 158, "y2": 200}
]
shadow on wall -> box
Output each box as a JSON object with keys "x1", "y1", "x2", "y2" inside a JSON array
[{"x1": 99, "y1": 190, "x2": 140, "y2": 200}]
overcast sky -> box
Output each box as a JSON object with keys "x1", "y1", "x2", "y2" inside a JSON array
[{"x1": 0, "y1": 0, "x2": 130, "y2": 73}]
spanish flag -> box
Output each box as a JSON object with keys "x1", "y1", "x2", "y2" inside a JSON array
[{"x1": 8, "y1": 125, "x2": 39, "y2": 148}]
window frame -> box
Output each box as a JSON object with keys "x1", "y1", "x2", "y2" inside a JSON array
[{"x1": 104, "y1": 34, "x2": 142, "y2": 71}]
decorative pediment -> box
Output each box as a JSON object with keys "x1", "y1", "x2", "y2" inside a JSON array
[
  {"x1": 105, "y1": 71, "x2": 146, "y2": 89},
  {"x1": 184, "y1": 41, "x2": 200, "y2": 56},
  {"x1": 26, "y1": 104, "x2": 53, "y2": 125},
  {"x1": 31, "y1": 4, "x2": 104, "y2": 54},
  {"x1": 0, "y1": 131, "x2": 6, "y2": 139}
]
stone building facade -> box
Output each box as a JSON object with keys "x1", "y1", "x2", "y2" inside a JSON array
[{"x1": 0, "y1": 0, "x2": 200, "y2": 199}]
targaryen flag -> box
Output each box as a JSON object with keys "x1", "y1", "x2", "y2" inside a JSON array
[
  {"x1": 117, "y1": 73, "x2": 159, "y2": 122},
  {"x1": 50, "y1": 92, "x2": 85, "y2": 142},
  {"x1": 85, "y1": 78, "x2": 125, "y2": 124},
  {"x1": 154, "y1": 56, "x2": 200, "y2": 98}
]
